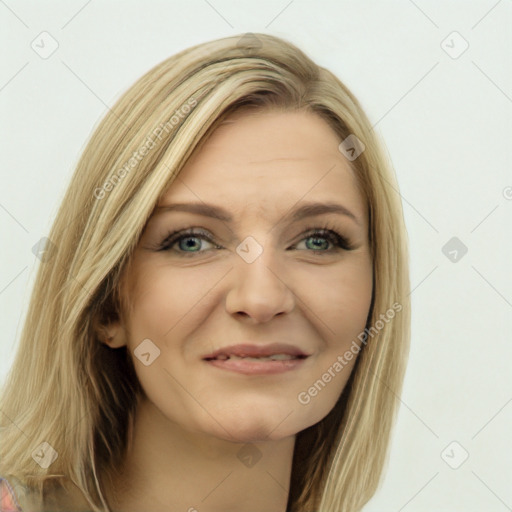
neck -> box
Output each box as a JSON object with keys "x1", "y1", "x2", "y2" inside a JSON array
[{"x1": 103, "y1": 398, "x2": 295, "y2": 512}]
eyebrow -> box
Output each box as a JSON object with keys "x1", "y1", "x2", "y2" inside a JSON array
[{"x1": 154, "y1": 201, "x2": 361, "y2": 226}]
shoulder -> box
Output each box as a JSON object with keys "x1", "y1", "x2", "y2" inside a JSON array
[{"x1": 0, "y1": 477, "x2": 22, "y2": 511}]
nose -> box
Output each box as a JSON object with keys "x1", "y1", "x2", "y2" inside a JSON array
[{"x1": 225, "y1": 247, "x2": 295, "y2": 323}]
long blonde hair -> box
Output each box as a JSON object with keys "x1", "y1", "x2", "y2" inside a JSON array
[{"x1": 0, "y1": 33, "x2": 410, "y2": 511}]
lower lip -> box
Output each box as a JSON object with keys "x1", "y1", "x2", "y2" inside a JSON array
[{"x1": 204, "y1": 357, "x2": 308, "y2": 375}]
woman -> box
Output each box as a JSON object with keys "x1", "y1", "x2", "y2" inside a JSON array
[{"x1": 0, "y1": 33, "x2": 410, "y2": 511}]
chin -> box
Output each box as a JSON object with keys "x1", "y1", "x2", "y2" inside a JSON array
[{"x1": 207, "y1": 409, "x2": 302, "y2": 443}]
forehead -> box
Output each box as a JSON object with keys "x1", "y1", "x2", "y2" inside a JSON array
[{"x1": 158, "y1": 110, "x2": 367, "y2": 225}]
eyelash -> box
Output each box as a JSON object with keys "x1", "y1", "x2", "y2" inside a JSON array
[{"x1": 154, "y1": 222, "x2": 355, "y2": 256}]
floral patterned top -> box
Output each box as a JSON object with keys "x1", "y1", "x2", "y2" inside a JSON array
[
  {"x1": 0, "y1": 476, "x2": 93, "y2": 512},
  {"x1": 0, "y1": 477, "x2": 22, "y2": 512}
]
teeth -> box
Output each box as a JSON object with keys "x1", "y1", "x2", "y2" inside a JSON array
[
  {"x1": 215, "y1": 353, "x2": 297, "y2": 361},
  {"x1": 267, "y1": 354, "x2": 296, "y2": 361}
]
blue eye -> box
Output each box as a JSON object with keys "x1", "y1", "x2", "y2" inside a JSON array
[
  {"x1": 156, "y1": 226, "x2": 354, "y2": 255},
  {"x1": 158, "y1": 228, "x2": 219, "y2": 254},
  {"x1": 295, "y1": 228, "x2": 353, "y2": 252}
]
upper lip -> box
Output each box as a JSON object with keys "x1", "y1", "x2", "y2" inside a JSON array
[{"x1": 202, "y1": 343, "x2": 311, "y2": 360}]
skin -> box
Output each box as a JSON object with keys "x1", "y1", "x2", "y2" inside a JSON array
[{"x1": 99, "y1": 109, "x2": 373, "y2": 512}]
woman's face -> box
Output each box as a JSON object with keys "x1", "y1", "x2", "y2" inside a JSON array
[{"x1": 115, "y1": 109, "x2": 373, "y2": 442}]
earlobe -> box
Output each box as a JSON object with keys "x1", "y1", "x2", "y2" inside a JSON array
[
  {"x1": 94, "y1": 317, "x2": 127, "y2": 348},
  {"x1": 92, "y1": 292, "x2": 128, "y2": 348},
  {"x1": 100, "y1": 324, "x2": 127, "y2": 348}
]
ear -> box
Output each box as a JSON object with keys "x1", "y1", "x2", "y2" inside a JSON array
[
  {"x1": 92, "y1": 294, "x2": 127, "y2": 349},
  {"x1": 96, "y1": 319, "x2": 126, "y2": 349}
]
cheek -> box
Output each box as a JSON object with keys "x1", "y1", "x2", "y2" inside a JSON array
[
  {"x1": 126, "y1": 263, "x2": 212, "y2": 339},
  {"x1": 304, "y1": 257, "x2": 373, "y2": 344}
]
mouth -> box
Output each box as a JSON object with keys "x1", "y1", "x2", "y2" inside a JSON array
[
  {"x1": 202, "y1": 343, "x2": 311, "y2": 375},
  {"x1": 202, "y1": 342, "x2": 310, "y2": 360},
  {"x1": 206, "y1": 353, "x2": 308, "y2": 361}
]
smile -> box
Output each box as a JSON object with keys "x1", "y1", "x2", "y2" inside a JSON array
[{"x1": 204, "y1": 352, "x2": 310, "y2": 375}]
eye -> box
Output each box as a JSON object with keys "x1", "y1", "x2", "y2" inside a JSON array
[
  {"x1": 156, "y1": 228, "x2": 219, "y2": 255},
  {"x1": 292, "y1": 227, "x2": 354, "y2": 253},
  {"x1": 154, "y1": 224, "x2": 355, "y2": 256}
]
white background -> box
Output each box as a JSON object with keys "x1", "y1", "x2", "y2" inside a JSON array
[{"x1": 1, "y1": 1, "x2": 511, "y2": 510}]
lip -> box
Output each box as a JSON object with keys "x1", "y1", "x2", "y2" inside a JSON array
[
  {"x1": 202, "y1": 343, "x2": 310, "y2": 360},
  {"x1": 202, "y1": 343, "x2": 311, "y2": 376},
  {"x1": 205, "y1": 357, "x2": 308, "y2": 375}
]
